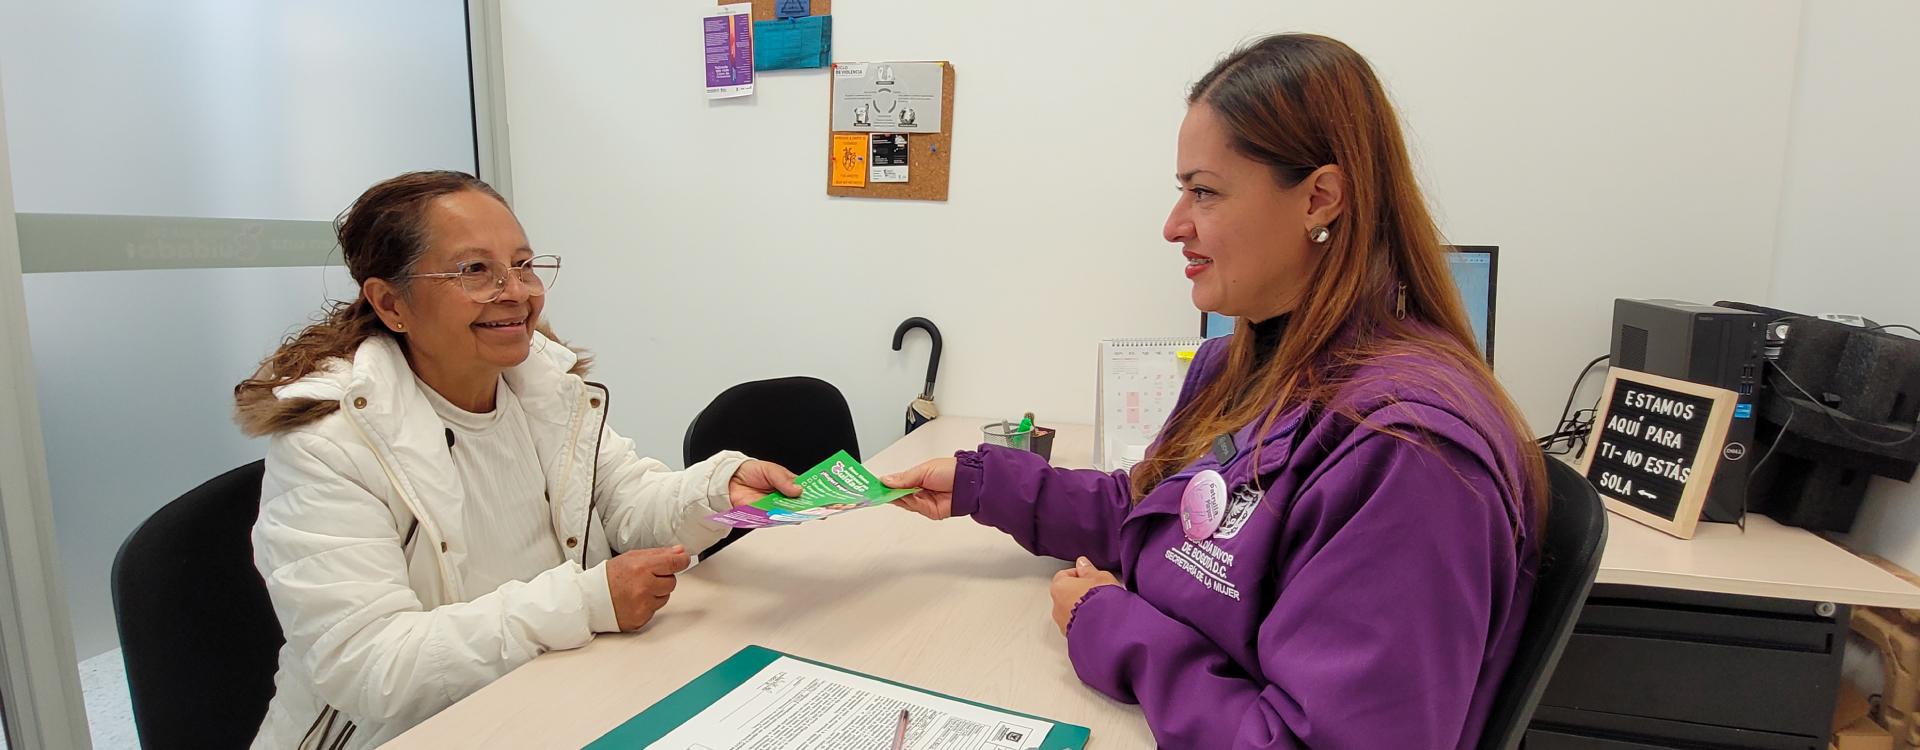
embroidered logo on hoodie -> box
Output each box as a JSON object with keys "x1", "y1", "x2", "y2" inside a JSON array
[
  {"x1": 1163, "y1": 484, "x2": 1262, "y2": 600},
  {"x1": 1215, "y1": 484, "x2": 1262, "y2": 540}
]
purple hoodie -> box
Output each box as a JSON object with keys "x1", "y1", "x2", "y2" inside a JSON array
[{"x1": 951, "y1": 336, "x2": 1539, "y2": 749}]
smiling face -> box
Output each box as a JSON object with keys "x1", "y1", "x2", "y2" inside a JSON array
[
  {"x1": 1163, "y1": 103, "x2": 1327, "y2": 323},
  {"x1": 369, "y1": 189, "x2": 543, "y2": 385}
]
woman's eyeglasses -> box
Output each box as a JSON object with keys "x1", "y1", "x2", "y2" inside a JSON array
[{"x1": 404, "y1": 255, "x2": 561, "y2": 303}]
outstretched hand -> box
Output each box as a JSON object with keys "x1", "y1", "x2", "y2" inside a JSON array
[
  {"x1": 882, "y1": 457, "x2": 955, "y2": 519},
  {"x1": 729, "y1": 460, "x2": 803, "y2": 507}
]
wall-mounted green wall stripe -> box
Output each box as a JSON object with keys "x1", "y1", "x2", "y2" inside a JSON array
[{"x1": 16, "y1": 214, "x2": 337, "y2": 273}]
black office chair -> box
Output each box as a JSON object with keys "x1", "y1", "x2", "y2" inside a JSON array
[
  {"x1": 112, "y1": 460, "x2": 284, "y2": 750},
  {"x1": 684, "y1": 376, "x2": 860, "y2": 559},
  {"x1": 1477, "y1": 458, "x2": 1609, "y2": 750}
]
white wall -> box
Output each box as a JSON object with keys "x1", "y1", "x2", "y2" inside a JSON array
[
  {"x1": 500, "y1": 0, "x2": 1804, "y2": 464},
  {"x1": 1767, "y1": 1, "x2": 1920, "y2": 570}
]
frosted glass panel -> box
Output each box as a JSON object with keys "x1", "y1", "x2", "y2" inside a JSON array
[
  {"x1": 0, "y1": 1, "x2": 480, "y2": 663},
  {"x1": 23, "y1": 265, "x2": 356, "y2": 658},
  {"x1": 0, "y1": 0, "x2": 475, "y2": 220}
]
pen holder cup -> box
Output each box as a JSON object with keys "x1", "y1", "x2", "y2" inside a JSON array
[
  {"x1": 981, "y1": 422, "x2": 1055, "y2": 462},
  {"x1": 1029, "y1": 428, "x2": 1056, "y2": 461}
]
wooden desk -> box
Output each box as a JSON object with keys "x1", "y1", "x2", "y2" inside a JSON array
[
  {"x1": 1598, "y1": 508, "x2": 1920, "y2": 609},
  {"x1": 894, "y1": 420, "x2": 1920, "y2": 611},
  {"x1": 869, "y1": 420, "x2": 1920, "y2": 611},
  {"x1": 389, "y1": 417, "x2": 1920, "y2": 748},
  {"x1": 385, "y1": 418, "x2": 1148, "y2": 749}
]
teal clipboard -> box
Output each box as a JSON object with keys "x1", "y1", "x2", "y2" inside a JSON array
[{"x1": 584, "y1": 645, "x2": 1091, "y2": 750}]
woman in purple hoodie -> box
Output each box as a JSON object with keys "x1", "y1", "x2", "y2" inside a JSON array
[{"x1": 883, "y1": 34, "x2": 1549, "y2": 749}]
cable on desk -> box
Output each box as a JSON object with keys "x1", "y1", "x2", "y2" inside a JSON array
[{"x1": 1539, "y1": 355, "x2": 1609, "y2": 457}]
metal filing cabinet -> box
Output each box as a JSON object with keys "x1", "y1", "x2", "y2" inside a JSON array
[{"x1": 1525, "y1": 584, "x2": 1848, "y2": 749}]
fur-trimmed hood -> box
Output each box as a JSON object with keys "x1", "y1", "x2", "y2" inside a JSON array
[{"x1": 235, "y1": 328, "x2": 590, "y2": 437}]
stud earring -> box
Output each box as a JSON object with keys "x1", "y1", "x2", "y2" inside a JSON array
[{"x1": 1308, "y1": 225, "x2": 1331, "y2": 244}]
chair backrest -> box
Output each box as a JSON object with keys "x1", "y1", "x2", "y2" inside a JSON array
[
  {"x1": 684, "y1": 376, "x2": 861, "y2": 470},
  {"x1": 1477, "y1": 458, "x2": 1609, "y2": 750},
  {"x1": 112, "y1": 460, "x2": 283, "y2": 750},
  {"x1": 684, "y1": 377, "x2": 860, "y2": 557}
]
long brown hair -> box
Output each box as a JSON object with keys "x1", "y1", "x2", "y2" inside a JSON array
[
  {"x1": 1131, "y1": 35, "x2": 1548, "y2": 524},
  {"x1": 233, "y1": 171, "x2": 507, "y2": 436}
]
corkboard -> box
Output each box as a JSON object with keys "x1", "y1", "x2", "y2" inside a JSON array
[
  {"x1": 826, "y1": 62, "x2": 955, "y2": 202},
  {"x1": 738, "y1": 0, "x2": 829, "y2": 22}
]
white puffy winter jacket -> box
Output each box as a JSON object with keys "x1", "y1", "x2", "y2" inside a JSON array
[{"x1": 243, "y1": 333, "x2": 746, "y2": 749}]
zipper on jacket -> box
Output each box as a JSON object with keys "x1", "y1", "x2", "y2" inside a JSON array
[
  {"x1": 398, "y1": 429, "x2": 454, "y2": 560},
  {"x1": 578, "y1": 382, "x2": 611, "y2": 563},
  {"x1": 341, "y1": 396, "x2": 458, "y2": 596},
  {"x1": 547, "y1": 384, "x2": 590, "y2": 553}
]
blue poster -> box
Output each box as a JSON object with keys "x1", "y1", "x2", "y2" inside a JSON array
[{"x1": 753, "y1": 15, "x2": 831, "y2": 71}]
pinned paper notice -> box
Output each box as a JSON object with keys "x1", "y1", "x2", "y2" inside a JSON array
[
  {"x1": 702, "y1": 4, "x2": 755, "y2": 99},
  {"x1": 775, "y1": 0, "x2": 810, "y2": 18},
  {"x1": 830, "y1": 134, "x2": 867, "y2": 187},
  {"x1": 831, "y1": 61, "x2": 943, "y2": 133},
  {"x1": 870, "y1": 133, "x2": 909, "y2": 183}
]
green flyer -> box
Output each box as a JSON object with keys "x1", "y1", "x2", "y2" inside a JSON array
[{"x1": 706, "y1": 450, "x2": 915, "y2": 528}]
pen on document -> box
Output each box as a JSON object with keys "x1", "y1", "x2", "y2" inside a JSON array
[{"x1": 890, "y1": 708, "x2": 909, "y2": 750}]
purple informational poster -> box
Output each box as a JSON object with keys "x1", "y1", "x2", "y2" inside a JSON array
[{"x1": 703, "y1": 3, "x2": 755, "y2": 99}]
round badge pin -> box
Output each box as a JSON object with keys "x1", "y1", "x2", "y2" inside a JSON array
[{"x1": 1181, "y1": 469, "x2": 1229, "y2": 541}]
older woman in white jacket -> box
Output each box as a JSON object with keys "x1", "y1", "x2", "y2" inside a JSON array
[{"x1": 233, "y1": 171, "x2": 800, "y2": 750}]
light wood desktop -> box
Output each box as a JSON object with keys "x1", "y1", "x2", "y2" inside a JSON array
[
  {"x1": 385, "y1": 418, "x2": 1148, "y2": 749},
  {"x1": 1597, "y1": 499, "x2": 1920, "y2": 609},
  {"x1": 388, "y1": 417, "x2": 1920, "y2": 748}
]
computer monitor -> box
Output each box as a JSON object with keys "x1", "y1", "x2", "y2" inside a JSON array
[{"x1": 1200, "y1": 245, "x2": 1498, "y2": 364}]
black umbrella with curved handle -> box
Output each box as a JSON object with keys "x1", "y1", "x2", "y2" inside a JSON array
[{"x1": 891, "y1": 317, "x2": 943, "y2": 433}]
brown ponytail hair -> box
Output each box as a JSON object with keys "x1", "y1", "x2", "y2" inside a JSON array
[
  {"x1": 233, "y1": 171, "x2": 506, "y2": 436},
  {"x1": 1130, "y1": 35, "x2": 1548, "y2": 525}
]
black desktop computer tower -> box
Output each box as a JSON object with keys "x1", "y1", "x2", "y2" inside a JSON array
[{"x1": 1609, "y1": 299, "x2": 1766, "y2": 523}]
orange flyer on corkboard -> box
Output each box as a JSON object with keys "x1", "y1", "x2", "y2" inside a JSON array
[{"x1": 829, "y1": 134, "x2": 867, "y2": 187}]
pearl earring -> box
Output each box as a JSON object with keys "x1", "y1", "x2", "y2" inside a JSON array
[{"x1": 1308, "y1": 225, "x2": 1331, "y2": 244}]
